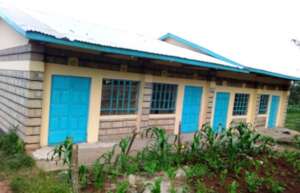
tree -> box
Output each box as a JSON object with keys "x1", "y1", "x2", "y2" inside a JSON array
[{"x1": 289, "y1": 81, "x2": 300, "y2": 106}]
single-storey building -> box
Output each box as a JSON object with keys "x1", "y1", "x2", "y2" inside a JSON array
[{"x1": 0, "y1": 5, "x2": 299, "y2": 151}]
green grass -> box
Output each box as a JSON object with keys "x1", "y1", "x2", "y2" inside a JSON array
[
  {"x1": 10, "y1": 171, "x2": 71, "y2": 193},
  {"x1": 286, "y1": 107, "x2": 300, "y2": 132},
  {"x1": 0, "y1": 131, "x2": 72, "y2": 193}
]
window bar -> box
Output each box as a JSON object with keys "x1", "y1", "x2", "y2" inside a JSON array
[
  {"x1": 171, "y1": 86, "x2": 176, "y2": 111},
  {"x1": 162, "y1": 84, "x2": 167, "y2": 111},
  {"x1": 121, "y1": 80, "x2": 127, "y2": 113},
  {"x1": 109, "y1": 80, "x2": 114, "y2": 114},
  {"x1": 135, "y1": 82, "x2": 140, "y2": 113},
  {"x1": 151, "y1": 84, "x2": 156, "y2": 112},
  {"x1": 168, "y1": 85, "x2": 173, "y2": 110},
  {"x1": 115, "y1": 80, "x2": 120, "y2": 113},
  {"x1": 127, "y1": 81, "x2": 132, "y2": 113},
  {"x1": 155, "y1": 84, "x2": 159, "y2": 111},
  {"x1": 159, "y1": 84, "x2": 163, "y2": 111},
  {"x1": 164, "y1": 84, "x2": 168, "y2": 109}
]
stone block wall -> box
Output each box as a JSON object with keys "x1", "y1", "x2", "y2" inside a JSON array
[
  {"x1": 205, "y1": 88, "x2": 215, "y2": 124},
  {"x1": 139, "y1": 82, "x2": 153, "y2": 131},
  {"x1": 254, "y1": 117, "x2": 267, "y2": 128},
  {"x1": 98, "y1": 117, "x2": 138, "y2": 142},
  {"x1": 148, "y1": 117, "x2": 176, "y2": 134},
  {"x1": 0, "y1": 70, "x2": 43, "y2": 150},
  {"x1": 280, "y1": 92, "x2": 290, "y2": 127},
  {"x1": 230, "y1": 118, "x2": 247, "y2": 127}
]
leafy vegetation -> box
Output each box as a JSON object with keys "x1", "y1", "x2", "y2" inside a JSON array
[
  {"x1": 0, "y1": 130, "x2": 71, "y2": 193},
  {"x1": 1, "y1": 123, "x2": 300, "y2": 193},
  {"x1": 286, "y1": 105, "x2": 300, "y2": 131}
]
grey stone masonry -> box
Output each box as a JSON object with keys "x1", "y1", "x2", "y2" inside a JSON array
[
  {"x1": 281, "y1": 92, "x2": 290, "y2": 127},
  {"x1": 254, "y1": 117, "x2": 267, "y2": 128},
  {"x1": 139, "y1": 82, "x2": 153, "y2": 131},
  {"x1": 254, "y1": 94, "x2": 265, "y2": 128},
  {"x1": 98, "y1": 117, "x2": 138, "y2": 142},
  {"x1": 205, "y1": 88, "x2": 215, "y2": 125},
  {"x1": 0, "y1": 44, "x2": 44, "y2": 62},
  {"x1": 0, "y1": 69, "x2": 43, "y2": 151},
  {"x1": 148, "y1": 117, "x2": 175, "y2": 134},
  {"x1": 230, "y1": 118, "x2": 247, "y2": 127}
]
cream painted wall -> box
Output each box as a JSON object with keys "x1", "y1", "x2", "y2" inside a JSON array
[
  {"x1": 40, "y1": 63, "x2": 210, "y2": 145},
  {"x1": 41, "y1": 63, "x2": 290, "y2": 146},
  {"x1": 0, "y1": 20, "x2": 28, "y2": 50},
  {"x1": 211, "y1": 85, "x2": 287, "y2": 129},
  {"x1": 0, "y1": 60, "x2": 45, "y2": 72},
  {"x1": 149, "y1": 75, "x2": 209, "y2": 134}
]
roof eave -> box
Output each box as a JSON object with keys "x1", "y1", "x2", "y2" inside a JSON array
[{"x1": 26, "y1": 31, "x2": 248, "y2": 73}]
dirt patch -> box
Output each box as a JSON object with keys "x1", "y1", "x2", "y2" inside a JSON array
[
  {"x1": 0, "y1": 181, "x2": 11, "y2": 193},
  {"x1": 194, "y1": 157, "x2": 300, "y2": 193}
]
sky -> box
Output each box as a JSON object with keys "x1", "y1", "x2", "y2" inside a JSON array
[{"x1": 1, "y1": 0, "x2": 300, "y2": 78}]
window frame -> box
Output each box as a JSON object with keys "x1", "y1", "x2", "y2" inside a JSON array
[
  {"x1": 150, "y1": 83, "x2": 178, "y2": 114},
  {"x1": 100, "y1": 79, "x2": 140, "y2": 115},
  {"x1": 258, "y1": 94, "x2": 269, "y2": 115},
  {"x1": 232, "y1": 93, "x2": 250, "y2": 116}
]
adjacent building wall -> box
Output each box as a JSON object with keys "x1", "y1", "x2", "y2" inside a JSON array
[{"x1": 0, "y1": 19, "x2": 28, "y2": 50}]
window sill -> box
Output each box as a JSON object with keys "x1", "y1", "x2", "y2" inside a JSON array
[
  {"x1": 149, "y1": 114, "x2": 176, "y2": 119},
  {"x1": 100, "y1": 114, "x2": 138, "y2": 120},
  {"x1": 231, "y1": 115, "x2": 247, "y2": 119},
  {"x1": 257, "y1": 114, "x2": 267, "y2": 117}
]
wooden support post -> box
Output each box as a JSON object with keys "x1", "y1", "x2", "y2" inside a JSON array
[{"x1": 71, "y1": 144, "x2": 80, "y2": 193}]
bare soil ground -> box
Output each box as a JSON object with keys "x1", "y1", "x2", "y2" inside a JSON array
[
  {"x1": 0, "y1": 181, "x2": 11, "y2": 193},
  {"x1": 199, "y1": 157, "x2": 300, "y2": 193}
]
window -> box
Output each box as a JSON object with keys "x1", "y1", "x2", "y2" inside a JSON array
[
  {"x1": 151, "y1": 83, "x2": 177, "y2": 114},
  {"x1": 101, "y1": 79, "x2": 139, "y2": 115},
  {"x1": 233, "y1": 93, "x2": 250, "y2": 116},
  {"x1": 258, "y1": 95, "x2": 269, "y2": 114}
]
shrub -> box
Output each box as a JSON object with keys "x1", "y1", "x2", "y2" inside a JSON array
[
  {"x1": 185, "y1": 164, "x2": 209, "y2": 180},
  {"x1": 0, "y1": 130, "x2": 34, "y2": 171},
  {"x1": 10, "y1": 172, "x2": 71, "y2": 193},
  {"x1": 228, "y1": 180, "x2": 239, "y2": 193},
  {"x1": 264, "y1": 177, "x2": 285, "y2": 193},
  {"x1": 147, "y1": 177, "x2": 162, "y2": 193},
  {"x1": 6, "y1": 153, "x2": 34, "y2": 170},
  {"x1": 143, "y1": 127, "x2": 175, "y2": 169},
  {"x1": 0, "y1": 130, "x2": 25, "y2": 155},
  {"x1": 293, "y1": 136, "x2": 300, "y2": 149},
  {"x1": 78, "y1": 165, "x2": 89, "y2": 188},
  {"x1": 92, "y1": 160, "x2": 105, "y2": 190},
  {"x1": 280, "y1": 151, "x2": 300, "y2": 172},
  {"x1": 245, "y1": 171, "x2": 263, "y2": 192},
  {"x1": 115, "y1": 181, "x2": 129, "y2": 193},
  {"x1": 195, "y1": 180, "x2": 215, "y2": 193}
]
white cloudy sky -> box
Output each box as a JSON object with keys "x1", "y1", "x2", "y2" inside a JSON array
[{"x1": 1, "y1": 0, "x2": 300, "y2": 78}]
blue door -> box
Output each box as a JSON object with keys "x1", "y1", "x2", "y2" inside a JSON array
[
  {"x1": 213, "y1": 92, "x2": 230, "y2": 132},
  {"x1": 48, "y1": 75, "x2": 91, "y2": 145},
  {"x1": 181, "y1": 86, "x2": 203, "y2": 133},
  {"x1": 268, "y1": 96, "x2": 280, "y2": 128}
]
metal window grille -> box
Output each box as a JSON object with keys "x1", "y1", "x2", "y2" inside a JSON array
[
  {"x1": 258, "y1": 95, "x2": 269, "y2": 114},
  {"x1": 101, "y1": 79, "x2": 139, "y2": 115},
  {"x1": 233, "y1": 93, "x2": 250, "y2": 116},
  {"x1": 150, "y1": 83, "x2": 177, "y2": 114}
]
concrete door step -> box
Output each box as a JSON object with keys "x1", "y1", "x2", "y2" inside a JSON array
[{"x1": 32, "y1": 142, "x2": 117, "y2": 171}]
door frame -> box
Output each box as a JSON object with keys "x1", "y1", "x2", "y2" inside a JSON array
[
  {"x1": 212, "y1": 91, "x2": 231, "y2": 132},
  {"x1": 267, "y1": 95, "x2": 280, "y2": 128},
  {"x1": 48, "y1": 74, "x2": 91, "y2": 144},
  {"x1": 180, "y1": 85, "x2": 203, "y2": 133}
]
